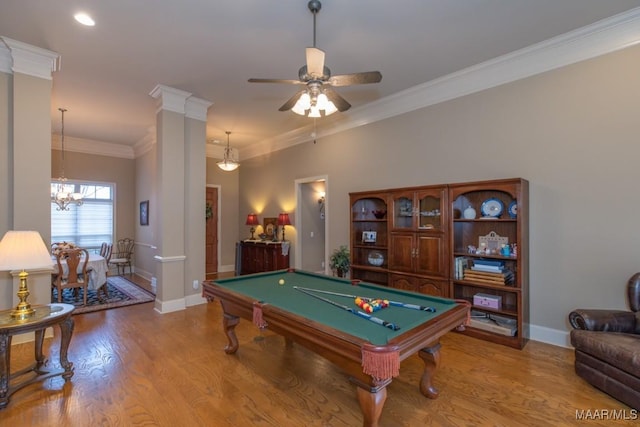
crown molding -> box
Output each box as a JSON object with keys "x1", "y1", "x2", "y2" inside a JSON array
[
  {"x1": 149, "y1": 84, "x2": 192, "y2": 114},
  {"x1": 241, "y1": 6, "x2": 640, "y2": 160},
  {"x1": 0, "y1": 43, "x2": 11, "y2": 74},
  {"x1": 0, "y1": 36, "x2": 59, "y2": 80},
  {"x1": 52, "y1": 134, "x2": 135, "y2": 159},
  {"x1": 185, "y1": 96, "x2": 213, "y2": 122},
  {"x1": 133, "y1": 129, "x2": 156, "y2": 158}
]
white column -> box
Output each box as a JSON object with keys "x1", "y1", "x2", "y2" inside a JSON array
[
  {"x1": 0, "y1": 38, "x2": 59, "y2": 311},
  {"x1": 184, "y1": 97, "x2": 212, "y2": 305},
  {"x1": 149, "y1": 84, "x2": 191, "y2": 313}
]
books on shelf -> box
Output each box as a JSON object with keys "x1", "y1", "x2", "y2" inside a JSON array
[
  {"x1": 454, "y1": 257, "x2": 469, "y2": 279},
  {"x1": 455, "y1": 258, "x2": 515, "y2": 285}
]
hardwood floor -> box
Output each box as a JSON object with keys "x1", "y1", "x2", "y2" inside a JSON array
[{"x1": 0, "y1": 287, "x2": 632, "y2": 426}]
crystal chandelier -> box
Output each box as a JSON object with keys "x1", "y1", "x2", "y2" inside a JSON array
[
  {"x1": 52, "y1": 108, "x2": 83, "y2": 210},
  {"x1": 217, "y1": 131, "x2": 239, "y2": 171}
]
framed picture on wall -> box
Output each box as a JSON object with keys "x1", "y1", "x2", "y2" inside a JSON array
[
  {"x1": 140, "y1": 200, "x2": 149, "y2": 226},
  {"x1": 263, "y1": 217, "x2": 277, "y2": 240}
]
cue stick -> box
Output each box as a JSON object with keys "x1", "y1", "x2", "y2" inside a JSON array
[
  {"x1": 294, "y1": 286, "x2": 436, "y2": 312},
  {"x1": 294, "y1": 286, "x2": 400, "y2": 331}
]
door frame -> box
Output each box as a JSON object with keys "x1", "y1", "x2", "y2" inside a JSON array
[
  {"x1": 294, "y1": 175, "x2": 329, "y2": 274},
  {"x1": 206, "y1": 184, "x2": 222, "y2": 274}
]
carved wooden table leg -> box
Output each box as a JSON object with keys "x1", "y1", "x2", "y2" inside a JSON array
[
  {"x1": 58, "y1": 317, "x2": 75, "y2": 380},
  {"x1": 222, "y1": 313, "x2": 240, "y2": 354},
  {"x1": 34, "y1": 329, "x2": 46, "y2": 373},
  {"x1": 418, "y1": 342, "x2": 441, "y2": 399},
  {"x1": 356, "y1": 385, "x2": 387, "y2": 427},
  {"x1": 0, "y1": 333, "x2": 9, "y2": 409}
]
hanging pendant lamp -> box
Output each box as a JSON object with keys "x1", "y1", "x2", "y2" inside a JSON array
[
  {"x1": 52, "y1": 108, "x2": 83, "y2": 210},
  {"x1": 217, "y1": 131, "x2": 239, "y2": 172}
]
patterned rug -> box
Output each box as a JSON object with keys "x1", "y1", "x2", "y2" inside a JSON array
[{"x1": 51, "y1": 275, "x2": 155, "y2": 314}]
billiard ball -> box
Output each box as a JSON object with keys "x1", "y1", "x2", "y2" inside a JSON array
[{"x1": 278, "y1": 279, "x2": 285, "y2": 285}]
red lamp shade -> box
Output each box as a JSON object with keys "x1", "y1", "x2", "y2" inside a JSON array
[
  {"x1": 277, "y1": 213, "x2": 291, "y2": 241},
  {"x1": 245, "y1": 213, "x2": 260, "y2": 226},
  {"x1": 277, "y1": 213, "x2": 291, "y2": 226}
]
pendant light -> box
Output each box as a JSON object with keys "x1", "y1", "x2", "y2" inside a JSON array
[
  {"x1": 217, "y1": 131, "x2": 239, "y2": 172},
  {"x1": 52, "y1": 108, "x2": 83, "y2": 210}
]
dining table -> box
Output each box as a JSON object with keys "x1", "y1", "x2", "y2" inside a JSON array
[{"x1": 52, "y1": 253, "x2": 108, "y2": 291}]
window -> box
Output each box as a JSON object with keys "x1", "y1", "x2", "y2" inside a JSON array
[{"x1": 51, "y1": 181, "x2": 114, "y2": 252}]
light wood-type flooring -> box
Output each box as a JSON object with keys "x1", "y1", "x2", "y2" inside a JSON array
[{"x1": 0, "y1": 274, "x2": 633, "y2": 426}]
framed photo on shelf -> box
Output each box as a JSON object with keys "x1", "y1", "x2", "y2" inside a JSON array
[
  {"x1": 263, "y1": 217, "x2": 277, "y2": 240},
  {"x1": 140, "y1": 200, "x2": 149, "y2": 226},
  {"x1": 362, "y1": 231, "x2": 377, "y2": 243}
]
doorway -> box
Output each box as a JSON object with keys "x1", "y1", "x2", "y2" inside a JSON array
[
  {"x1": 295, "y1": 176, "x2": 328, "y2": 274},
  {"x1": 205, "y1": 185, "x2": 219, "y2": 278}
]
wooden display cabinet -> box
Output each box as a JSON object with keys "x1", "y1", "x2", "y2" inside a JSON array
[
  {"x1": 449, "y1": 178, "x2": 529, "y2": 349},
  {"x1": 349, "y1": 191, "x2": 389, "y2": 285},
  {"x1": 388, "y1": 186, "x2": 449, "y2": 296}
]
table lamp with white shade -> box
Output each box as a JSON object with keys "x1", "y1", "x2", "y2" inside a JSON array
[{"x1": 0, "y1": 230, "x2": 54, "y2": 319}]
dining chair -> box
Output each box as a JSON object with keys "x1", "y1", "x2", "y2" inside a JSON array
[
  {"x1": 53, "y1": 247, "x2": 89, "y2": 305},
  {"x1": 109, "y1": 238, "x2": 134, "y2": 275},
  {"x1": 98, "y1": 242, "x2": 113, "y2": 299}
]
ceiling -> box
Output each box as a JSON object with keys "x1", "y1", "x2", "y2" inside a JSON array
[{"x1": 1, "y1": 0, "x2": 640, "y2": 156}]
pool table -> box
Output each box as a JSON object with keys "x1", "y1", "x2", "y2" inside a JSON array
[{"x1": 202, "y1": 269, "x2": 469, "y2": 427}]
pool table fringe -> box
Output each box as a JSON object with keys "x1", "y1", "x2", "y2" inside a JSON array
[
  {"x1": 361, "y1": 348, "x2": 400, "y2": 379},
  {"x1": 252, "y1": 302, "x2": 268, "y2": 328}
]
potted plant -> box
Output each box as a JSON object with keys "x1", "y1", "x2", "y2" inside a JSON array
[{"x1": 329, "y1": 245, "x2": 350, "y2": 277}]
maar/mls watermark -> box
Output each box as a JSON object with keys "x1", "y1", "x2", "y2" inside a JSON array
[{"x1": 576, "y1": 408, "x2": 638, "y2": 421}]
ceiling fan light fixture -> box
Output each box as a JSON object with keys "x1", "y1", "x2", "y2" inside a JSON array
[{"x1": 292, "y1": 92, "x2": 312, "y2": 115}]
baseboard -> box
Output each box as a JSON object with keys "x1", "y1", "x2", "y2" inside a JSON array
[
  {"x1": 154, "y1": 297, "x2": 185, "y2": 314},
  {"x1": 530, "y1": 324, "x2": 572, "y2": 349},
  {"x1": 186, "y1": 293, "x2": 207, "y2": 307}
]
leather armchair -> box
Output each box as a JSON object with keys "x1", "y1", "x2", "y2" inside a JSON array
[{"x1": 568, "y1": 273, "x2": 640, "y2": 409}]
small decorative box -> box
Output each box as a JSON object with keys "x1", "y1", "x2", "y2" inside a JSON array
[{"x1": 473, "y1": 293, "x2": 502, "y2": 309}]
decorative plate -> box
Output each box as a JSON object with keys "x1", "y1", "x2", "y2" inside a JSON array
[
  {"x1": 508, "y1": 201, "x2": 517, "y2": 219},
  {"x1": 480, "y1": 198, "x2": 504, "y2": 217}
]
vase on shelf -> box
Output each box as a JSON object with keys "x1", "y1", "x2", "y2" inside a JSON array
[{"x1": 463, "y1": 206, "x2": 476, "y2": 219}]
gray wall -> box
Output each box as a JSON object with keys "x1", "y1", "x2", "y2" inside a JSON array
[{"x1": 239, "y1": 44, "x2": 640, "y2": 345}]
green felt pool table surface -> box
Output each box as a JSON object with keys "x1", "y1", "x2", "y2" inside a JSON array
[{"x1": 211, "y1": 269, "x2": 459, "y2": 346}]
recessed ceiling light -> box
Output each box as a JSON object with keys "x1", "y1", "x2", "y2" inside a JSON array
[{"x1": 74, "y1": 12, "x2": 95, "y2": 27}]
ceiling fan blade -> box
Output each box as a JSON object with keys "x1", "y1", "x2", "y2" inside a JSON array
[
  {"x1": 323, "y1": 88, "x2": 351, "y2": 112},
  {"x1": 278, "y1": 89, "x2": 307, "y2": 111},
  {"x1": 306, "y1": 47, "x2": 325, "y2": 78},
  {"x1": 248, "y1": 78, "x2": 305, "y2": 85},
  {"x1": 327, "y1": 71, "x2": 382, "y2": 87}
]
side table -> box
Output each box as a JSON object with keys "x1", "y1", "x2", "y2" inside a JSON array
[{"x1": 0, "y1": 303, "x2": 75, "y2": 409}]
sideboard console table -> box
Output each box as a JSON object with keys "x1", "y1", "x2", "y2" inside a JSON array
[{"x1": 0, "y1": 303, "x2": 75, "y2": 408}]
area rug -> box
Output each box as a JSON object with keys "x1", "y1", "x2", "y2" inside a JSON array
[{"x1": 51, "y1": 275, "x2": 155, "y2": 314}]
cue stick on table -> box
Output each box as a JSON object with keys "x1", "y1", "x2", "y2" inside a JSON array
[
  {"x1": 294, "y1": 286, "x2": 436, "y2": 312},
  {"x1": 294, "y1": 286, "x2": 400, "y2": 331}
]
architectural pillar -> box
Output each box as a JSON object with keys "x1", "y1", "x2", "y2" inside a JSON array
[
  {"x1": 0, "y1": 37, "x2": 58, "y2": 311},
  {"x1": 149, "y1": 85, "x2": 190, "y2": 313},
  {"x1": 184, "y1": 97, "x2": 212, "y2": 305}
]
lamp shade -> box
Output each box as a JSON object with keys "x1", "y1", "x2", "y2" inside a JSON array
[
  {"x1": 0, "y1": 231, "x2": 53, "y2": 271},
  {"x1": 245, "y1": 213, "x2": 260, "y2": 226},
  {"x1": 277, "y1": 213, "x2": 291, "y2": 226}
]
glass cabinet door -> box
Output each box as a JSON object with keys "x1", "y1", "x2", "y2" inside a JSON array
[
  {"x1": 418, "y1": 191, "x2": 443, "y2": 231},
  {"x1": 391, "y1": 191, "x2": 414, "y2": 230}
]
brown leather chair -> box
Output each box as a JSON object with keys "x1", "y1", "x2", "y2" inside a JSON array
[
  {"x1": 53, "y1": 247, "x2": 89, "y2": 305},
  {"x1": 568, "y1": 273, "x2": 640, "y2": 409}
]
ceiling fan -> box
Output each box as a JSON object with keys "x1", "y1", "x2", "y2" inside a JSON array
[{"x1": 248, "y1": 0, "x2": 382, "y2": 117}]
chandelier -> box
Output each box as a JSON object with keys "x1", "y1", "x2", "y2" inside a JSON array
[
  {"x1": 52, "y1": 108, "x2": 83, "y2": 211},
  {"x1": 217, "y1": 131, "x2": 239, "y2": 172}
]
